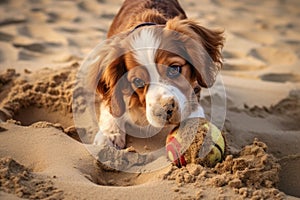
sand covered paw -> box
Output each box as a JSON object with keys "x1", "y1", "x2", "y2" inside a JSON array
[
  {"x1": 105, "y1": 132, "x2": 126, "y2": 149},
  {"x1": 93, "y1": 131, "x2": 107, "y2": 146},
  {"x1": 94, "y1": 130, "x2": 126, "y2": 149}
]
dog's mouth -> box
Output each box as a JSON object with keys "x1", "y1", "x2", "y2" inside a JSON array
[
  {"x1": 146, "y1": 98, "x2": 201, "y2": 128},
  {"x1": 143, "y1": 81, "x2": 198, "y2": 128}
]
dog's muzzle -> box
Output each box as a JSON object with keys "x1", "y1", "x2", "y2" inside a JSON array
[
  {"x1": 146, "y1": 82, "x2": 187, "y2": 127},
  {"x1": 152, "y1": 96, "x2": 177, "y2": 121}
]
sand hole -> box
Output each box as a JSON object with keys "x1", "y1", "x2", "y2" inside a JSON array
[
  {"x1": 77, "y1": 156, "x2": 158, "y2": 187},
  {"x1": 84, "y1": 134, "x2": 170, "y2": 187},
  {"x1": 13, "y1": 106, "x2": 73, "y2": 128},
  {"x1": 12, "y1": 106, "x2": 82, "y2": 142},
  {"x1": 95, "y1": 170, "x2": 158, "y2": 187}
]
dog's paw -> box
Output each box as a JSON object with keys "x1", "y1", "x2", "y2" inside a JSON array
[
  {"x1": 93, "y1": 131, "x2": 107, "y2": 146},
  {"x1": 106, "y1": 132, "x2": 126, "y2": 149},
  {"x1": 93, "y1": 130, "x2": 126, "y2": 149}
]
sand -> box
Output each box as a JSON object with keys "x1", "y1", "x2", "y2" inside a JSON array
[
  {"x1": 0, "y1": 157, "x2": 63, "y2": 199},
  {"x1": 0, "y1": 0, "x2": 300, "y2": 199}
]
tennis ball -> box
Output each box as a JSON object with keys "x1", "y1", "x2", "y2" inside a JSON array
[{"x1": 166, "y1": 118, "x2": 226, "y2": 168}]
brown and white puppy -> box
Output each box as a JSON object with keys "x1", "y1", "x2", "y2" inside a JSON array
[{"x1": 90, "y1": 0, "x2": 224, "y2": 148}]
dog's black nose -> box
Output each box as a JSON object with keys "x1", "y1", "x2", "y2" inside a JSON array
[
  {"x1": 152, "y1": 97, "x2": 177, "y2": 121},
  {"x1": 162, "y1": 97, "x2": 175, "y2": 120},
  {"x1": 166, "y1": 109, "x2": 173, "y2": 120}
]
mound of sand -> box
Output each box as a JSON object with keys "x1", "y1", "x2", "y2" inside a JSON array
[
  {"x1": 162, "y1": 139, "x2": 284, "y2": 199},
  {"x1": 0, "y1": 66, "x2": 76, "y2": 123},
  {"x1": 0, "y1": 157, "x2": 63, "y2": 199}
]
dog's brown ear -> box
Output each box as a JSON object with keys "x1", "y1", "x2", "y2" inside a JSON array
[
  {"x1": 99, "y1": 56, "x2": 127, "y2": 117},
  {"x1": 84, "y1": 35, "x2": 127, "y2": 117},
  {"x1": 166, "y1": 18, "x2": 224, "y2": 88},
  {"x1": 187, "y1": 20, "x2": 224, "y2": 88}
]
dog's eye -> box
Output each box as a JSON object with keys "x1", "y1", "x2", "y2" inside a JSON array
[
  {"x1": 133, "y1": 78, "x2": 145, "y2": 89},
  {"x1": 167, "y1": 65, "x2": 182, "y2": 78}
]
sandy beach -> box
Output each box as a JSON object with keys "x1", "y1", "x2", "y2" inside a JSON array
[{"x1": 0, "y1": 0, "x2": 300, "y2": 199}]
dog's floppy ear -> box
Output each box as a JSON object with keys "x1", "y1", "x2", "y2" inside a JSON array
[
  {"x1": 166, "y1": 18, "x2": 224, "y2": 88},
  {"x1": 99, "y1": 55, "x2": 127, "y2": 117},
  {"x1": 84, "y1": 35, "x2": 127, "y2": 117}
]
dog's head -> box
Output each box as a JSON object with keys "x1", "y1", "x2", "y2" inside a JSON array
[{"x1": 89, "y1": 18, "x2": 224, "y2": 127}]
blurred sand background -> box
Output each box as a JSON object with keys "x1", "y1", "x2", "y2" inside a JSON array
[{"x1": 0, "y1": 0, "x2": 300, "y2": 199}]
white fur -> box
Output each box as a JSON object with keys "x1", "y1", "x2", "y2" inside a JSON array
[
  {"x1": 94, "y1": 104, "x2": 126, "y2": 148},
  {"x1": 130, "y1": 28, "x2": 161, "y2": 82},
  {"x1": 145, "y1": 84, "x2": 187, "y2": 127}
]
